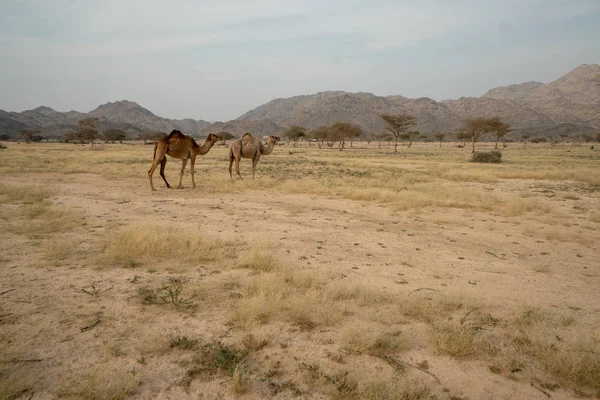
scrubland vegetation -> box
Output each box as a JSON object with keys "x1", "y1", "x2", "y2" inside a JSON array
[{"x1": 0, "y1": 140, "x2": 598, "y2": 399}]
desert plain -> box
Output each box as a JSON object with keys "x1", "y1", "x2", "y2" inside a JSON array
[{"x1": 0, "y1": 140, "x2": 599, "y2": 399}]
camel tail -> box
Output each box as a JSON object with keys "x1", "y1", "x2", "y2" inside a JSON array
[{"x1": 152, "y1": 143, "x2": 157, "y2": 159}]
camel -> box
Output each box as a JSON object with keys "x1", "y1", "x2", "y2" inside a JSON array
[
  {"x1": 148, "y1": 130, "x2": 221, "y2": 191},
  {"x1": 228, "y1": 133, "x2": 280, "y2": 180}
]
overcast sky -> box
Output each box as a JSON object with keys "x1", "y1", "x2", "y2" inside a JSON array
[{"x1": 1, "y1": 0, "x2": 599, "y2": 121}]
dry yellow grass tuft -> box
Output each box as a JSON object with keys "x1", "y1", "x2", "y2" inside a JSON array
[
  {"x1": 340, "y1": 323, "x2": 407, "y2": 356},
  {"x1": 42, "y1": 240, "x2": 74, "y2": 266},
  {"x1": 433, "y1": 322, "x2": 479, "y2": 358},
  {"x1": 62, "y1": 363, "x2": 141, "y2": 400},
  {"x1": 235, "y1": 243, "x2": 279, "y2": 272},
  {"x1": 0, "y1": 330, "x2": 37, "y2": 400},
  {"x1": 98, "y1": 222, "x2": 223, "y2": 268},
  {"x1": 0, "y1": 183, "x2": 53, "y2": 204},
  {"x1": 358, "y1": 379, "x2": 431, "y2": 400}
]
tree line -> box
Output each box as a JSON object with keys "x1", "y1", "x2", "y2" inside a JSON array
[{"x1": 6, "y1": 116, "x2": 600, "y2": 150}]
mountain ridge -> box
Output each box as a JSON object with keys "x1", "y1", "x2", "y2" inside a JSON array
[{"x1": 1, "y1": 64, "x2": 598, "y2": 139}]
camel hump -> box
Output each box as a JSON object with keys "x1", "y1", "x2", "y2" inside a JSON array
[
  {"x1": 241, "y1": 132, "x2": 253, "y2": 140},
  {"x1": 167, "y1": 129, "x2": 185, "y2": 139}
]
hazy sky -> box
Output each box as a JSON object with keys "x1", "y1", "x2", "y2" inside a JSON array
[{"x1": 1, "y1": 0, "x2": 599, "y2": 121}]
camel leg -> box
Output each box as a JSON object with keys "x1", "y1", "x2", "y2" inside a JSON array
[
  {"x1": 177, "y1": 158, "x2": 188, "y2": 189},
  {"x1": 229, "y1": 152, "x2": 234, "y2": 180},
  {"x1": 149, "y1": 151, "x2": 166, "y2": 191},
  {"x1": 190, "y1": 156, "x2": 196, "y2": 188},
  {"x1": 235, "y1": 157, "x2": 243, "y2": 180},
  {"x1": 159, "y1": 158, "x2": 170, "y2": 188},
  {"x1": 251, "y1": 153, "x2": 261, "y2": 180}
]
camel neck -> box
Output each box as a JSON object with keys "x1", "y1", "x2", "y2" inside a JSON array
[
  {"x1": 196, "y1": 140, "x2": 216, "y2": 155},
  {"x1": 262, "y1": 142, "x2": 275, "y2": 155}
]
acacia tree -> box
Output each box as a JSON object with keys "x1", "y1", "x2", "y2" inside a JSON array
[
  {"x1": 379, "y1": 114, "x2": 416, "y2": 153},
  {"x1": 138, "y1": 132, "x2": 166, "y2": 144},
  {"x1": 309, "y1": 126, "x2": 329, "y2": 149},
  {"x1": 284, "y1": 125, "x2": 306, "y2": 147},
  {"x1": 434, "y1": 133, "x2": 445, "y2": 147},
  {"x1": 346, "y1": 126, "x2": 362, "y2": 147},
  {"x1": 456, "y1": 131, "x2": 470, "y2": 148},
  {"x1": 328, "y1": 122, "x2": 362, "y2": 151},
  {"x1": 217, "y1": 131, "x2": 234, "y2": 145},
  {"x1": 490, "y1": 119, "x2": 511, "y2": 149},
  {"x1": 376, "y1": 133, "x2": 392, "y2": 148},
  {"x1": 76, "y1": 117, "x2": 100, "y2": 146},
  {"x1": 401, "y1": 131, "x2": 421, "y2": 148},
  {"x1": 559, "y1": 134, "x2": 569, "y2": 146},
  {"x1": 102, "y1": 129, "x2": 126, "y2": 144},
  {"x1": 462, "y1": 117, "x2": 499, "y2": 153},
  {"x1": 19, "y1": 129, "x2": 41, "y2": 144}
]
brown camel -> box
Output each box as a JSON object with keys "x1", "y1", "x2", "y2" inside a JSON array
[
  {"x1": 148, "y1": 130, "x2": 221, "y2": 191},
  {"x1": 228, "y1": 133, "x2": 280, "y2": 180}
]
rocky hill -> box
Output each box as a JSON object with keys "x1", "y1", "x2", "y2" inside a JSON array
[
  {"x1": 1, "y1": 64, "x2": 598, "y2": 140},
  {"x1": 217, "y1": 64, "x2": 599, "y2": 138},
  {"x1": 0, "y1": 101, "x2": 210, "y2": 139}
]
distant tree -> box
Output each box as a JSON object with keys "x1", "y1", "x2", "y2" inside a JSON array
[
  {"x1": 521, "y1": 134, "x2": 530, "y2": 148},
  {"x1": 581, "y1": 134, "x2": 594, "y2": 144},
  {"x1": 375, "y1": 133, "x2": 392, "y2": 148},
  {"x1": 217, "y1": 131, "x2": 234, "y2": 145},
  {"x1": 345, "y1": 126, "x2": 362, "y2": 147},
  {"x1": 455, "y1": 130, "x2": 470, "y2": 148},
  {"x1": 283, "y1": 126, "x2": 306, "y2": 147},
  {"x1": 559, "y1": 134, "x2": 569, "y2": 146},
  {"x1": 102, "y1": 129, "x2": 126, "y2": 144},
  {"x1": 490, "y1": 119, "x2": 511, "y2": 149},
  {"x1": 398, "y1": 131, "x2": 419, "y2": 148},
  {"x1": 596, "y1": 132, "x2": 600, "y2": 143},
  {"x1": 530, "y1": 137, "x2": 547, "y2": 144},
  {"x1": 19, "y1": 129, "x2": 40, "y2": 144},
  {"x1": 328, "y1": 122, "x2": 362, "y2": 151},
  {"x1": 379, "y1": 114, "x2": 417, "y2": 153},
  {"x1": 462, "y1": 117, "x2": 501, "y2": 153},
  {"x1": 362, "y1": 132, "x2": 374, "y2": 146},
  {"x1": 309, "y1": 126, "x2": 329, "y2": 149},
  {"x1": 76, "y1": 117, "x2": 100, "y2": 146},
  {"x1": 138, "y1": 132, "x2": 166, "y2": 144},
  {"x1": 434, "y1": 133, "x2": 445, "y2": 147},
  {"x1": 0, "y1": 134, "x2": 11, "y2": 141}
]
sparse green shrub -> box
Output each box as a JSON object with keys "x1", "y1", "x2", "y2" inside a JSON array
[
  {"x1": 470, "y1": 150, "x2": 502, "y2": 163},
  {"x1": 170, "y1": 336, "x2": 199, "y2": 350}
]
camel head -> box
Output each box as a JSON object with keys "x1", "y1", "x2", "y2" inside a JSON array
[
  {"x1": 268, "y1": 136, "x2": 281, "y2": 145},
  {"x1": 206, "y1": 133, "x2": 221, "y2": 143}
]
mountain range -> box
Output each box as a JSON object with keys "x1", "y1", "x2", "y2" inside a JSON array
[{"x1": 1, "y1": 64, "x2": 598, "y2": 140}]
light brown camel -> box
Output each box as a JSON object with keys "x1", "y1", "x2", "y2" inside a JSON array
[
  {"x1": 228, "y1": 133, "x2": 280, "y2": 180},
  {"x1": 148, "y1": 130, "x2": 221, "y2": 191}
]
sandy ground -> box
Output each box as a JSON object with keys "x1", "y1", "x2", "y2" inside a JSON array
[{"x1": 1, "y1": 143, "x2": 599, "y2": 399}]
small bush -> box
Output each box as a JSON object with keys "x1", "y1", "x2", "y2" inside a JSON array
[{"x1": 470, "y1": 150, "x2": 502, "y2": 163}]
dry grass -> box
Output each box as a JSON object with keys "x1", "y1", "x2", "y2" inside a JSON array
[
  {"x1": 433, "y1": 322, "x2": 480, "y2": 358},
  {"x1": 0, "y1": 183, "x2": 53, "y2": 204},
  {"x1": 235, "y1": 243, "x2": 279, "y2": 272},
  {"x1": 0, "y1": 184, "x2": 85, "y2": 239},
  {"x1": 42, "y1": 239, "x2": 74, "y2": 266},
  {"x1": 340, "y1": 324, "x2": 407, "y2": 356},
  {"x1": 0, "y1": 330, "x2": 37, "y2": 400},
  {"x1": 62, "y1": 364, "x2": 141, "y2": 400},
  {"x1": 358, "y1": 380, "x2": 431, "y2": 400},
  {"x1": 1, "y1": 142, "x2": 598, "y2": 398},
  {"x1": 98, "y1": 222, "x2": 224, "y2": 269}
]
